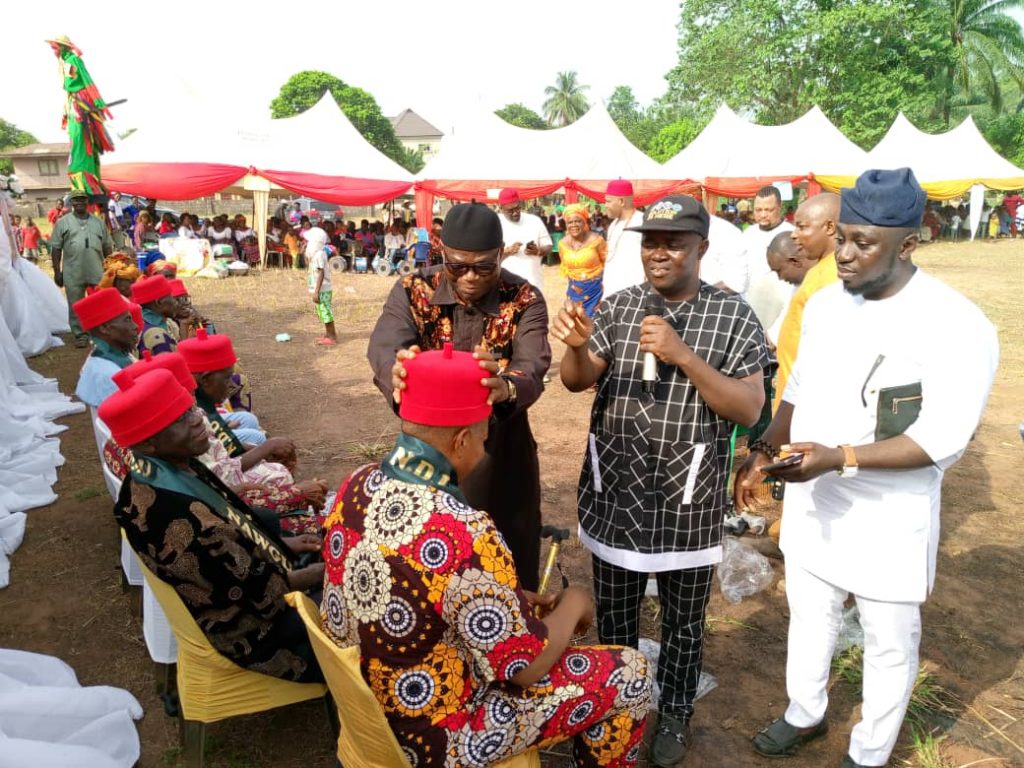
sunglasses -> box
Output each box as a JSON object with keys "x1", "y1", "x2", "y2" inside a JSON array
[{"x1": 443, "y1": 257, "x2": 500, "y2": 277}]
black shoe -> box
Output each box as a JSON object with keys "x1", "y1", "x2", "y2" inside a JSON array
[
  {"x1": 752, "y1": 716, "x2": 828, "y2": 757},
  {"x1": 839, "y1": 756, "x2": 877, "y2": 767},
  {"x1": 650, "y1": 713, "x2": 690, "y2": 767}
]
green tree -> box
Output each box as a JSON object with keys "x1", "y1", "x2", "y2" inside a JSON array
[
  {"x1": 543, "y1": 71, "x2": 591, "y2": 127},
  {"x1": 494, "y1": 103, "x2": 550, "y2": 130},
  {"x1": 648, "y1": 118, "x2": 702, "y2": 162},
  {"x1": 269, "y1": 71, "x2": 413, "y2": 171},
  {"x1": 665, "y1": 0, "x2": 952, "y2": 148},
  {"x1": 943, "y1": 0, "x2": 1024, "y2": 124},
  {"x1": 400, "y1": 146, "x2": 426, "y2": 174},
  {"x1": 607, "y1": 86, "x2": 641, "y2": 126},
  {"x1": 0, "y1": 118, "x2": 38, "y2": 175}
]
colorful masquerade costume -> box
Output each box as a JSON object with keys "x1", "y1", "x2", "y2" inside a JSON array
[
  {"x1": 48, "y1": 36, "x2": 114, "y2": 196},
  {"x1": 322, "y1": 437, "x2": 651, "y2": 767}
]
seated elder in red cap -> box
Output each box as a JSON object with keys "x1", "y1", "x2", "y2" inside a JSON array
[
  {"x1": 367, "y1": 202, "x2": 550, "y2": 590},
  {"x1": 102, "y1": 352, "x2": 327, "y2": 534},
  {"x1": 497, "y1": 188, "x2": 552, "y2": 294},
  {"x1": 323, "y1": 343, "x2": 651, "y2": 767},
  {"x1": 179, "y1": 328, "x2": 281, "y2": 452},
  {"x1": 72, "y1": 287, "x2": 142, "y2": 457},
  {"x1": 102, "y1": 368, "x2": 325, "y2": 683},
  {"x1": 131, "y1": 275, "x2": 179, "y2": 358}
]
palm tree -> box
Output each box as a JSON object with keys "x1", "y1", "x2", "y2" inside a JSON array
[
  {"x1": 542, "y1": 71, "x2": 591, "y2": 127},
  {"x1": 945, "y1": 0, "x2": 1024, "y2": 124}
]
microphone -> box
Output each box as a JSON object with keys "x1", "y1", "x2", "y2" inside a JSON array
[{"x1": 642, "y1": 292, "x2": 665, "y2": 394}]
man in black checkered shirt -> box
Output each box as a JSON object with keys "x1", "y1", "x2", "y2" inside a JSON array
[{"x1": 553, "y1": 195, "x2": 770, "y2": 767}]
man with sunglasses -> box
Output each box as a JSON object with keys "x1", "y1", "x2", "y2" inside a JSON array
[
  {"x1": 553, "y1": 194, "x2": 770, "y2": 767},
  {"x1": 367, "y1": 202, "x2": 551, "y2": 590}
]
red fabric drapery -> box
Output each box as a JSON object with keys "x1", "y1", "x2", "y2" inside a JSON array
[
  {"x1": 255, "y1": 169, "x2": 411, "y2": 205},
  {"x1": 415, "y1": 180, "x2": 567, "y2": 203},
  {"x1": 567, "y1": 180, "x2": 700, "y2": 206},
  {"x1": 103, "y1": 162, "x2": 248, "y2": 199},
  {"x1": 701, "y1": 175, "x2": 808, "y2": 198}
]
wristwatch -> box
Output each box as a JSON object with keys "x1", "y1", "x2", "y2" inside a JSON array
[
  {"x1": 837, "y1": 444, "x2": 859, "y2": 477},
  {"x1": 501, "y1": 375, "x2": 518, "y2": 405}
]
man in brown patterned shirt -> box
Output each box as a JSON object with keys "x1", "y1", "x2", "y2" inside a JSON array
[{"x1": 367, "y1": 202, "x2": 550, "y2": 590}]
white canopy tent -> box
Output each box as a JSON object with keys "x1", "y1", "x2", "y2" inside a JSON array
[
  {"x1": 661, "y1": 105, "x2": 869, "y2": 197},
  {"x1": 414, "y1": 103, "x2": 689, "y2": 217}
]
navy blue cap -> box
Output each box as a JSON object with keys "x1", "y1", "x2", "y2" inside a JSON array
[
  {"x1": 441, "y1": 203, "x2": 503, "y2": 251},
  {"x1": 840, "y1": 168, "x2": 927, "y2": 229}
]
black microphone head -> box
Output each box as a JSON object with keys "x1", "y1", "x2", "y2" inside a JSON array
[{"x1": 645, "y1": 291, "x2": 665, "y2": 317}]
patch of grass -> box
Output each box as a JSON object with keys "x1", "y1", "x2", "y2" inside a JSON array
[
  {"x1": 74, "y1": 486, "x2": 104, "y2": 502},
  {"x1": 705, "y1": 614, "x2": 761, "y2": 634},
  {"x1": 832, "y1": 648, "x2": 958, "y2": 731},
  {"x1": 346, "y1": 438, "x2": 391, "y2": 463},
  {"x1": 908, "y1": 727, "x2": 954, "y2": 768}
]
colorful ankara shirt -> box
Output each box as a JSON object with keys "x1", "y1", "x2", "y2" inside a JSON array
[
  {"x1": 367, "y1": 266, "x2": 551, "y2": 591},
  {"x1": 579, "y1": 282, "x2": 770, "y2": 572},
  {"x1": 138, "y1": 308, "x2": 177, "y2": 358},
  {"x1": 323, "y1": 435, "x2": 651, "y2": 767},
  {"x1": 115, "y1": 455, "x2": 319, "y2": 682}
]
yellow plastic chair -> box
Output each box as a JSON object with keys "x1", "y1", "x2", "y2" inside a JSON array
[
  {"x1": 287, "y1": 591, "x2": 540, "y2": 768},
  {"x1": 138, "y1": 563, "x2": 327, "y2": 767}
]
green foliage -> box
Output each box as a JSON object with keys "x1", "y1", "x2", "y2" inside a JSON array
[
  {"x1": 543, "y1": 71, "x2": 591, "y2": 127},
  {"x1": 399, "y1": 146, "x2": 425, "y2": 174},
  {"x1": 269, "y1": 71, "x2": 413, "y2": 171},
  {"x1": 0, "y1": 118, "x2": 38, "y2": 175},
  {"x1": 494, "y1": 103, "x2": 550, "y2": 130},
  {"x1": 666, "y1": 0, "x2": 954, "y2": 148},
  {"x1": 648, "y1": 118, "x2": 702, "y2": 162},
  {"x1": 946, "y1": 0, "x2": 1024, "y2": 122},
  {"x1": 977, "y1": 112, "x2": 1024, "y2": 166}
]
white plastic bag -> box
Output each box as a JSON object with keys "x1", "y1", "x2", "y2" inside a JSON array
[
  {"x1": 717, "y1": 537, "x2": 774, "y2": 603},
  {"x1": 638, "y1": 638, "x2": 718, "y2": 708}
]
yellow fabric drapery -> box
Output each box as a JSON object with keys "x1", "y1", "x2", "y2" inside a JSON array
[{"x1": 815, "y1": 174, "x2": 1024, "y2": 200}]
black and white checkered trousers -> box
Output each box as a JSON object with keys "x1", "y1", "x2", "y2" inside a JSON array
[{"x1": 592, "y1": 555, "x2": 715, "y2": 723}]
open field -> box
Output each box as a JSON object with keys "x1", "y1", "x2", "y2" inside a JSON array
[{"x1": 1, "y1": 238, "x2": 1021, "y2": 767}]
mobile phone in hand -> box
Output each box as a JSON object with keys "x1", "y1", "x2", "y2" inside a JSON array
[{"x1": 761, "y1": 453, "x2": 804, "y2": 474}]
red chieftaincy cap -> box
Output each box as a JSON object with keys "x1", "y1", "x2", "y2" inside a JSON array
[
  {"x1": 399, "y1": 342, "x2": 492, "y2": 427},
  {"x1": 121, "y1": 351, "x2": 196, "y2": 392},
  {"x1": 130, "y1": 275, "x2": 173, "y2": 305},
  {"x1": 177, "y1": 327, "x2": 238, "y2": 373},
  {"x1": 168, "y1": 278, "x2": 189, "y2": 297},
  {"x1": 98, "y1": 368, "x2": 194, "y2": 447},
  {"x1": 129, "y1": 302, "x2": 143, "y2": 332},
  {"x1": 606, "y1": 179, "x2": 634, "y2": 197},
  {"x1": 72, "y1": 287, "x2": 133, "y2": 331},
  {"x1": 497, "y1": 188, "x2": 521, "y2": 206}
]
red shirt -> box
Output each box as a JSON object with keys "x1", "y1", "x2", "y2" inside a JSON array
[
  {"x1": 47, "y1": 207, "x2": 64, "y2": 225},
  {"x1": 22, "y1": 225, "x2": 41, "y2": 249}
]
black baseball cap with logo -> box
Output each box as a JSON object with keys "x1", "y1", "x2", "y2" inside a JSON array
[{"x1": 626, "y1": 195, "x2": 710, "y2": 238}]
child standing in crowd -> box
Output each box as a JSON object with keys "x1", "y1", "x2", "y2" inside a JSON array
[
  {"x1": 305, "y1": 223, "x2": 337, "y2": 346},
  {"x1": 20, "y1": 218, "x2": 42, "y2": 262},
  {"x1": 10, "y1": 215, "x2": 23, "y2": 255}
]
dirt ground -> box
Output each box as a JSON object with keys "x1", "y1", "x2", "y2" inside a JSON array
[{"x1": 1, "y1": 239, "x2": 1022, "y2": 768}]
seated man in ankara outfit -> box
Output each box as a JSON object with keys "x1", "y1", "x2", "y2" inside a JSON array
[
  {"x1": 104, "y1": 367, "x2": 325, "y2": 682},
  {"x1": 131, "y1": 274, "x2": 179, "y2": 358},
  {"x1": 367, "y1": 203, "x2": 550, "y2": 590},
  {"x1": 323, "y1": 344, "x2": 651, "y2": 767},
  {"x1": 737, "y1": 169, "x2": 998, "y2": 768}
]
